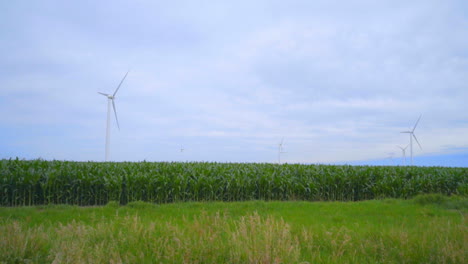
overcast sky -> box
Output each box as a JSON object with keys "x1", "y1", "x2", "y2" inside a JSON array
[{"x1": 1, "y1": 0, "x2": 467, "y2": 166}]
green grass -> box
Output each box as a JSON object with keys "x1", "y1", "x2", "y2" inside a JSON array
[{"x1": 1, "y1": 196, "x2": 466, "y2": 263}]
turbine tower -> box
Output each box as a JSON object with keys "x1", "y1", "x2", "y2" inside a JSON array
[
  {"x1": 98, "y1": 71, "x2": 129, "y2": 161},
  {"x1": 386, "y1": 152, "x2": 395, "y2": 165},
  {"x1": 401, "y1": 115, "x2": 422, "y2": 166},
  {"x1": 396, "y1": 144, "x2": 409, "y2": 166},
  {"x1": 278, "y1": 137, "x2": 286, "y2": 164}
]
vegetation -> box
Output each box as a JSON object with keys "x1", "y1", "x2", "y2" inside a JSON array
[
  {"x1": 0, "y1": 197, "x2": 466, "y2": 263},
  {"x1": 1, "y1": 158, "x2": 467, "y2": 206}
]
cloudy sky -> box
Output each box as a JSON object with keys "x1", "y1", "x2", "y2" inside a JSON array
[{"x1": 1, "y1": 0, "x2": 467, "y2": 166}]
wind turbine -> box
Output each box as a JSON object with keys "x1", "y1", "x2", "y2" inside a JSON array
[
  {"x1": 98, "y1": 71, "x2": 129, "y2": 161},
  {"x1": 396, "y1": 144, "x2": 409, "y2": 166},
  {"x1": 278, "y1": 137, "x2": 286, "y2": 164},
  {"x1": 386, "y1": 152, "x2": 395, "y2": 165},
  {"x1": 401, "y1": 115, "x2": 422, "y2": 166},
  {"x1": 180, "y1": 145, "x2": 185, "y2": 152}
]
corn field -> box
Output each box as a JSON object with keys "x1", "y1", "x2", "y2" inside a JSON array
[{"x1": 1, "y1": 159, "x2": 467, "y2": 206}]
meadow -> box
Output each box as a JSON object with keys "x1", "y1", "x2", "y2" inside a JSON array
[{"x1": 0, "y1": 196, "x2": 466, "y2": 263}]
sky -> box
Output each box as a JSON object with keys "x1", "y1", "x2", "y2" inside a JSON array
[{"x1": 1, "y1": 0, "x2": 467, "y2": 167}]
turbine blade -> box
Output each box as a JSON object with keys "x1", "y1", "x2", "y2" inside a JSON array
[
  {"x1": 397, "y1": 145, "x2": 403, "y2": 150},
  {"x1": 113, "y1": 70, "x2": 130, "y2": 97},
  {"x1": 412, "y1": 114, "x2": 422, "y2": 132},
  {"x1": 413, "y1": 134, "x2": 422, "y2": 150},
  {"x1": 112, "y1": 100, "x2": 120, "y2": 130},
  {"x1": 98, "y1": 92, "x2": 109, "y2": 97},
  {"x1": 400, "y1": 131, "x2": 411, "y2": 133}
]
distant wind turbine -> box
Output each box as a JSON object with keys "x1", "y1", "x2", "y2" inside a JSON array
[
  {"x1": 386, "y1": 152, "x2": 395, "y2": 165},
  {"x1": 401, "y1": 115, "x2": 422, "y2": 166},
  {"x1": 278, "y1": 137, "x2": 286, "y2": 164},
  {"x1": 396, "y1": 144, "x2": 409, "y2": 166},
  {"x1": 98, "y1": 71, "x2": 129, "y2": 161},
  {"x1": 180, "y1": 145, "x2": 185, "y2": 152}
]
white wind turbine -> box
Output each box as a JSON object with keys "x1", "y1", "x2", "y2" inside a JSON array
[
  {"x1": 396, "y1": 144, "x2": 409, "y2": 166},
  {"x1": 386, "y1": 152, "x2": 395, "y2": 165},
  {"x1": 278, "y1": 137, "x2": 286, "y2": 164},
  {"x1": 401, "y1": 115, "x2": 422, "y2": 166},
  {"x1": 98, "y1": 71, "x2": 129, "y2": 161}
]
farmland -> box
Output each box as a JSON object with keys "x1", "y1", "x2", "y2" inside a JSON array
[
  {"x1": 1, "y1": 159, "x2": 467, "y2": 263},
  {"x1": 1, "y1": 159, "x2": 467, "y2": 206}
]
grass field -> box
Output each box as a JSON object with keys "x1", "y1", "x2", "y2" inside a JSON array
[{"x1": 1, "y1": 194, "x2": 466, "y2": 263}]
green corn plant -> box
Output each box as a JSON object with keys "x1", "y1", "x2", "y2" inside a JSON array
[{"x1": 1, "y1": 159, "x2": 467, "y2": 206}]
